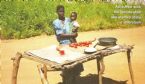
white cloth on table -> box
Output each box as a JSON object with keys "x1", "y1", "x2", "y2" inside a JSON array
[{"x1": 26, "y1": 45, "x2": 84, "y2": 64}]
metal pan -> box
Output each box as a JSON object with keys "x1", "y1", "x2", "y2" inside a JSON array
[
  {"x1": 94, "y1": 37, "x2": 117, "y2": 47},
  {"x1": 98, "y1": 37, "x2": 117, "y2": 46}
]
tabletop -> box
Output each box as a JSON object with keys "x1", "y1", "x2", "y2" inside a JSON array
[{"x1": 23, "y1": 44, "x2": 133, "y2": 70}]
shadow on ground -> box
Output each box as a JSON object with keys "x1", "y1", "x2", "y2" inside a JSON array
[{"x1": 58, "y1": 74, "x2": 127, "y2": 84}]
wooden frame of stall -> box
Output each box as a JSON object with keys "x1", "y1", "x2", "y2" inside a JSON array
[{"x1": 11, "y1": 45, "x2": 135, "y2": 84}]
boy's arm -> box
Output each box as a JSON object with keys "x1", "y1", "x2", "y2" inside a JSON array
[
  {"x1": 59, "y1": 33, "x2": 78, "y2": 38},
  {"x1": 72, "y1": 21, "x2": 79, "y2": 32},
  {"x1": 72, "y1": 27, "x2": 78, "y2": 32}
]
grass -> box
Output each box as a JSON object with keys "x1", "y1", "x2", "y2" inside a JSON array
[{"x1": 0, "y1": 1, "x2": 145, "y2": 39}]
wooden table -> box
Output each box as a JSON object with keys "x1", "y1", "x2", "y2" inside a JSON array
[{"x1": 11, "y1": 45, "x2": 135, "y2": 84}]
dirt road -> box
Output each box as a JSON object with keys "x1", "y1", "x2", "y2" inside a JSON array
[{"x1": 1, "y1": 26, "x2": 145, "y2": 84}]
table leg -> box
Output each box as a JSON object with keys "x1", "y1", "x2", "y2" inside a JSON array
[
  {"x1": 97, "y1": 58, "x2": 100, "y2": 74},
  {"x1": 96, "y1": 57, "x2": 105, "y2": 84},
  {"x1": 37, "y1": 64, "x2": 49, "y2": 84},
  {"x1": 43, "y1": 64, "x2": 48, "y2": 82},
  {"x1": 127, "y1": 49, "x2": 135, "y2": 84},
  {"x1": 11, "y1": 52, "x2": 22, "y2": 84}
]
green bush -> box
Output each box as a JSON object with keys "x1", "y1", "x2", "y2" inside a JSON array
[{"x1": 0, "y1": 1, "x2": 145, "y2": 39}]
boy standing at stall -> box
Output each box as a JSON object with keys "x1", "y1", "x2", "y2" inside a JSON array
[{"x1": 69, "y1": 12, "x2": 80, "y2": 43}]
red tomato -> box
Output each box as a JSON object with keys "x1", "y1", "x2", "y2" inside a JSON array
[
  {"x1": 86, "y1": 44, "x2": 89, "y2": 47},
  {"x1": 84, "y1": 41, "x2": 88, "y2": 44},
  {"x1": 77, "y1": 43, "x2": 80, "y2": 46},
  {"x1": 74, "y1": 46, "x2": 78, "y2": 48},
  {"x1": 69, "y1": 44, "x2": 74, "y2": 47},
  {"x1": 77, "y1": 43, "x2": 81, "y2": 46},
  {"x1": 85, "y1": 42, "x2": 90, "y2": 45},
  {"x1": 82, "y1": 43, "x2": 86, "y2": 46}
]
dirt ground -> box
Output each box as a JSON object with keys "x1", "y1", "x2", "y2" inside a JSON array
[{"x1": 1, "y1": 26, "x2": 145, "y2": 84}]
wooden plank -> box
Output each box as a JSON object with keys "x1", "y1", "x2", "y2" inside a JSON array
[
  {"x1": 127, "y1": 49, "x2": 135, "y2": 84},
  {"x1": 11, "y1": 52, "x2": 22, "y2": 84},
  {"x1": 37, "y1": 64, "x2": 49, "y2": 84}
]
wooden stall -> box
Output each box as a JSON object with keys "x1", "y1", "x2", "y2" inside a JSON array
[{"x1": 11, "y1": 44, "x2": 135, "y2": 84}]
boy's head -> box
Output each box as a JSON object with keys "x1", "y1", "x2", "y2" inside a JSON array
[
  {"x1": 70, "y1": 12, "x2": 77, "y2": 21},
  {"x1": 56, "y1": 5, "x2": 65, "y2": 18}
]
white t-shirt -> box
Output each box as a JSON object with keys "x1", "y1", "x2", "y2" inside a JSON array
[{"x1": 72, "y1": 21, "x2": 80, "y2": 28}]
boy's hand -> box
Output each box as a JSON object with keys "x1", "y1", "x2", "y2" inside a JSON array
[
  {"x1": 72, "y1": 27, "x2": 78, "y2": 32},
  {"x1": 73, "y1": 33, "x2": 78, "y2": 38}
]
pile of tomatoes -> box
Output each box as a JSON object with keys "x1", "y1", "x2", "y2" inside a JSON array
[{"x1": 69, "y1": 38, "x2": 96, "y2": 48}]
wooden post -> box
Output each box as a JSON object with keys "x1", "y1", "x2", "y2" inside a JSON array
[
  {"x1": 43, "y1": 64, "x2": 48, "y2": 81},
  {"x1": 96, "y1": 56, "x2": 105, "y2": 84},
  {"x1": 96, "y1": 57, "x2": 100, "y2": 75},
  {"x1": 11, "y1": 52, "x2": 22, "y2": 84},
  {"x1": 37, "y1": 64, "x2": 49, "y2": 84},
  {"x1": 127, "y1": 49, "x2": 135, "y2": 84}
]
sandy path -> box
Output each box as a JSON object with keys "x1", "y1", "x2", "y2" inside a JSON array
[{"x1": 1, "y1": 26, "x2": 145, "y2": 84}]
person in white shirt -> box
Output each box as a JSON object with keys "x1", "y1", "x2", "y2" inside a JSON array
[{"x1": 53, "y1": 5, "x2": 83, "y2": 84}]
